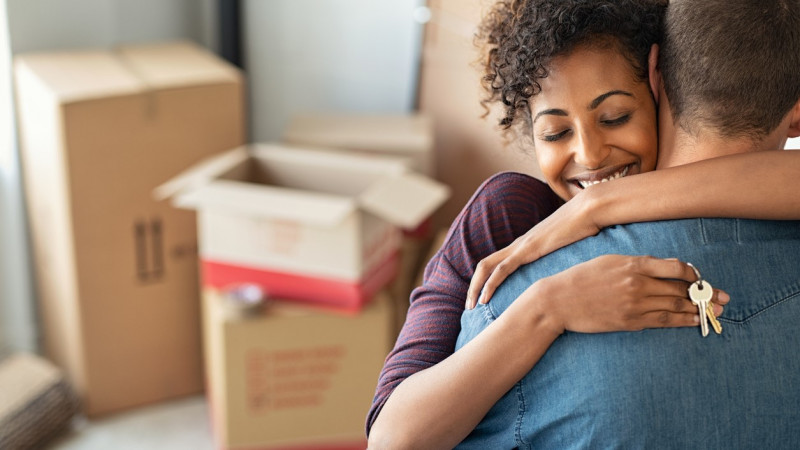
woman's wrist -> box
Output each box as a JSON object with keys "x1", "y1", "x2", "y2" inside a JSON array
[
  {"x1": 514, "y1": 277, "x2": 566, "y2": 338},
  {"x1": 576, "y1": 180, "x2": 617, "y2": 230}
]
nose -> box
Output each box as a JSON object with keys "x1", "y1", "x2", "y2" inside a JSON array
[{"x1": 571, "y1": 126, "x2": 610, "y2": 169}]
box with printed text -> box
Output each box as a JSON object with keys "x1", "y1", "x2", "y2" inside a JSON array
[{"x1": 202, "y1": 287, "x2": 393, "y2": 449}]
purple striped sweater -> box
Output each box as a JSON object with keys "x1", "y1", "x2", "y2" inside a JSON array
[{"x1": 366, "y1": 172, "x2": 562, "y2": 435}]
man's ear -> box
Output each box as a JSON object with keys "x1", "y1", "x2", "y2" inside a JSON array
[
  {"x1": 648, "y1": 44, "x2": 661, "y2": 103},
  {"x1": 787, "y1": 98, "x2": 800, "y2": 138}
]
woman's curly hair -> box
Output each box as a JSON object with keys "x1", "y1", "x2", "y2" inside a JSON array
[{"x1": 479, "y1": 0, "x2": 667, "y2": 142}]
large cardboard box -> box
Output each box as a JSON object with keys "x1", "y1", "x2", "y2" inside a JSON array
[
  {"x1": 14, "y1": 41, "x2": 245, "y2": 416},
  {"x1": 283, "y1": 114, "x2": 435, "y2": 176},
  {"x1": 203, "y1": 287, "x2": 393, "y2": 449},
  {"x1": 156, "y1": 144, "x2": 450, "y2": 311}
]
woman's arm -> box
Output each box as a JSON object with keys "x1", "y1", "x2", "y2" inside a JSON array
[
  {"x1": 588, "y1": 150, "x2": 800, "y2": 226},
  {"x1": 467, "y1": 150, "x2": 800, "y2": 307},
  {"x1": 369, "y1": 255, "x2": 719, "y2": 449}
]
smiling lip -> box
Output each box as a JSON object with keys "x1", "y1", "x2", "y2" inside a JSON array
[{"x1": 572, "y1": 164, "x2": 632, "y2": 189}]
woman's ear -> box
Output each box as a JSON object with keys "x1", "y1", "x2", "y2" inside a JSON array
[
  {"x1": 648, "y1": 44, "x2": 661, "y2": 103},
  {"x1": 786, "y1": 99, "x2": 800, "y2": 138}
]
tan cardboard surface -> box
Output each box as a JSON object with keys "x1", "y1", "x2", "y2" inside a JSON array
[
  {"x1": 115, "y1": 41, "x2": 241, "y2": 89},
  {"x1": 283, "y1": 114, "x2": 434, "y2": 175},
  {"x1": 203, "y1": 289, "x2": 392, "y2": 448},
  {"x1": 15, "y1": 41, "x2": 245, "y2": 416}
]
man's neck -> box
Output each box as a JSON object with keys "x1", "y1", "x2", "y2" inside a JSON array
[
  {"x1": 657, "y1": 129, "x2": 765, "y2": 169},
  {"x1": 655, "y1": 97, "x2": 787, "y2": 169}
]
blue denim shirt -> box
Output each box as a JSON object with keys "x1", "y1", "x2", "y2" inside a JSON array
[{"x1": 456, "y1": 218, "x2": 800, "y2": 449}]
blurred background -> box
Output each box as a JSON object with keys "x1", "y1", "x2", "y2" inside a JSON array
[{"x1": 0, "y1": 0, "x2": 546, "y2": 449}]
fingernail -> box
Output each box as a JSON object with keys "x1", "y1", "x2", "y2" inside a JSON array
[
  {"x1": 719, "y1": 291, "x2": 730, "y2": 303},
  {"x1": 665, "y1": 257, "x2": 679, "y2": 261},
  {"x1": 478, "y1": 293, "x2": 485, "y2": 305},
  {"x1": 713, "y1": 304, "x2": 723, "y2": 316},
  {"x1": 465, "y1": 301, "x2": 473, "y2": 310},
  {"x1": 693, "y1": 315, "x2": 700, "y2": 324}
]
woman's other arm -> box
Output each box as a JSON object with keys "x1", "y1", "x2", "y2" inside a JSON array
[{"x1": 468, "y1": 150, "x2": 800, "y2": 307}]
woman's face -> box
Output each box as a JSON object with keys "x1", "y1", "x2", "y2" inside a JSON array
[{"x1": 530, "y1": 45, "x2": 658, "y2": 201}]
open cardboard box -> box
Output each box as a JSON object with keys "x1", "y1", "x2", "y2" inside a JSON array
[{"x1": 156, "y1": 144, "x2": 450, "y2": 311}]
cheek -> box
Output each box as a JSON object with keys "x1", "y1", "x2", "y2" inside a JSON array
[
  {"x1": 534, "y1": 146, "x2": 573, "y2": 197},
  {"x1": 533, "y1": 146, "x2": 564, "y2": 183},
  {"x1": 620, "y1": 124, "x2": 658, "y2": 170}
]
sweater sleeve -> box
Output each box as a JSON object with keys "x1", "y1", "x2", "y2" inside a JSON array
[{"x1": 365, "y1": 172, "x2": 562, "y2": 435}]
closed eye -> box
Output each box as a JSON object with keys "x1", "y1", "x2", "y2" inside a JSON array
[
  {"x1": 601, "y1": 114, "x2": 631, "y2": 126},
  {"x1": 541, "y1": 129, "x2": 570, "y2": 142}
]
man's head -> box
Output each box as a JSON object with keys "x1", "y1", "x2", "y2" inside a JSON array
[{"x1": 659, "y1": 0, "x2": 800, "y2": 142}]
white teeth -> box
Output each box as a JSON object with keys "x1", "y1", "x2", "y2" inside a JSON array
[{"x1": 576, "y1": 165, "x2": 630, "y2": 189}]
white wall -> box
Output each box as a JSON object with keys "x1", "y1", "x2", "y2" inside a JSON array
[
  {"x1": 6, "y1": 0, "x2": 216, "y2": 53},
  {"x1": 243, "y1": 0, "x2": 425, "y2": 141},
  {"x1": 0, "y1": 0, "x2": 35, "y2": 354},
  {"x1": 0, "y1": 0, "x2": 217, "y2": 354}
]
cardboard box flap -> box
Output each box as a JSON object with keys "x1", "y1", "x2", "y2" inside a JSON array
[
  {"x1": 115, "y1": 41, "x2": 241, "y2": 89},
  {"x1": 14, "y1": 51, "x2": 145, "y2": 103},
  {"x1": 174, "y1": 180, "x2": 357, "y2": 227},
  {"x1": 359, "y1": 172, "x2": 450, "y2": 229},
  {"x1": 153, "y1": 147, "x2": 250, "y2": 202},
  {"x1": 251, "y1": 143, "x2": 410, "y2": 175},
  {"x1": 283, "y1": 114, "x2": 433, "y2": 154}
]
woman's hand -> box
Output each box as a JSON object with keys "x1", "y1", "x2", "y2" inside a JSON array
[
  {"x1": 519, "y1": 255, "x2": 729, "y2": 334},
  {"x1": 467, "y1": 191, "x2": 602, "y2": 309}
]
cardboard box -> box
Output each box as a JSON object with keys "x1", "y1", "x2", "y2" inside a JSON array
[
  {"x1": 14, "y1": 41, "x2": 245, "y2": 416},
  {"x1": 203, "y1": 288, "x2": 393, "y2": 449},
  {"x1": 156, "y1": 144, "x2": 450, "y2": 311},
  {"x1": 283, "y1": 114, "x2": 435, "y2": 176}
]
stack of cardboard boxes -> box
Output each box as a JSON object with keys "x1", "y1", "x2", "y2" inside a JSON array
[
  {"x1": 159, "y1": 117, "x2": 449, "y2": 448},
  {"x1": 15, "y1": 40, "x2": 449, "y2": 449}
]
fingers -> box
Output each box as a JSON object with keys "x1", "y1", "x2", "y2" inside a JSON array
[
  {"x1": 634, "y1": 291, "x2": 727, "y2": 327},
  {"x1": 478, "y1": 254, "x2": 525, "y2": 306},
  {"x1": 713, "y1": 288, "x2": 731, "y2": 305},
  {"x1": 637, "y1": 310, "x2": 699, "y2": 329},
  {"x1": 467, "y1": 250, "x2": 507, "y2": 309},
  {"x1": 632, "y1": 256, "x2": 698, "y2": 282}
]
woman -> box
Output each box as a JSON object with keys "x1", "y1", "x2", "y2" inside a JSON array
[{"x1": 365, "y1": 0, "x2": 777, "y2": 447}]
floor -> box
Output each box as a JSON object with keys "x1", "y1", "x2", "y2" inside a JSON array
[{"x1": 47, "y1": 395, "x2": 215, "y2": 450}]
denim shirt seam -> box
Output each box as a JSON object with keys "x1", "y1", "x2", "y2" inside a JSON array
[
  {"x1": 514, "y1": 380, "x2": 528, "y2": 450},
  {"x1": 722, "y1": 287, "x2": 800, "y2": 324},
  {"x1": 485, "y1": 302, "x2": 499, "y2": 321}
]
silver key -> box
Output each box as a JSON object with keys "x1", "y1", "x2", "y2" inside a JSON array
[{"x1": 688, "y1": 280, "x2": 713, "y2": 337}]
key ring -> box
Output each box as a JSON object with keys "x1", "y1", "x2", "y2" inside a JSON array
[{"x1": 686, "y1": 262, "x2": 703, "y2": 285}]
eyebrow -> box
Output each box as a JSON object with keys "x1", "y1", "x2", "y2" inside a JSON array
[
  {"x1": 532, "y1": 90, "x2": 635, "y2": 124},
  {"x1": 589, "y1": 90, "x2": 633, "y2": 110},
  {"x1": 532, "y1": 108, "x2": 568, "y2": 124}
]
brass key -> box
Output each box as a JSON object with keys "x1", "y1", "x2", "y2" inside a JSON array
[{"x1": 706, "y1": 302, "x2": 722, "y2": 335}]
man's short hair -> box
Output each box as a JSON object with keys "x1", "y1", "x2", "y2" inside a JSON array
[{"x1": 660, "y1": 0, "x2": 800, "y2": 139}]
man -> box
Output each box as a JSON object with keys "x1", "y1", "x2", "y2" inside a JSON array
[{"x1": 456, "y1": 0, "x2": 800, "y2": 448}]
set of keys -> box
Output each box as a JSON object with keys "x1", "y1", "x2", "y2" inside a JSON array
[{"x1": 687, "y1": 263, "x2": 722, "y2": 337}]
